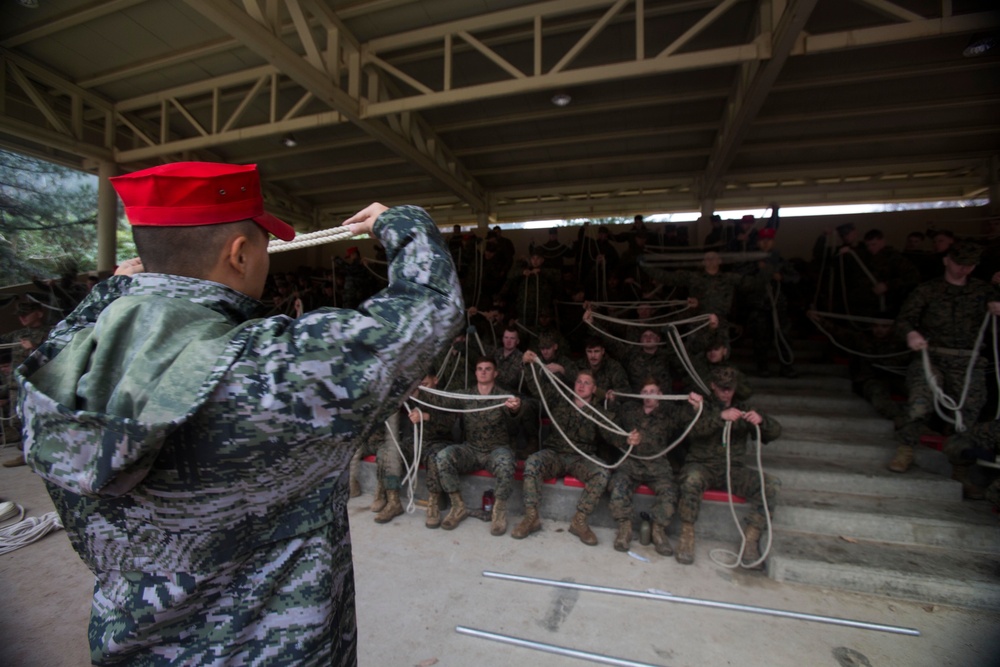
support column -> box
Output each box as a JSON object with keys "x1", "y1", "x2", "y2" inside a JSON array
[
  {"x1": 96, "y1": 161, "x2": 119, "y2": 273},
  {"x1": 989, "y1": 154, "x2": 999, "y2": 215},
  {"x1": 477, "y1": 211, "x2": 489, "y2": 236}
]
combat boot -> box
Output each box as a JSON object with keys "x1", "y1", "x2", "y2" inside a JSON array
[
  {"x1": 651, "y1": 522, "x2": 673, "y2": 556},
  {"x1": 613, "y1": 520, "x2": 632, "y2": 552},
  {"x1": 348, "y1": 449, "x2": 363, "y2": 498},
  {"x1": 490, "y1": 498, "x2": 508, "y2": 536},
  {"x1": 374, "y1": 489, "x2": 404, "y2": 523},
  {"x1": 425, "y1": 492, "x2": 442, "y2": 529},
  {"x1": 369, "y1": 480, "x2": 387, "y2": 512},
  {"x1": 440, "y1": 492, "x2": 468, "y2": 530},
  {"x1": 951, "y1": 464, "x2": 986, "y2": 500},
  {"x1": 675, "y1": 521, "x2": 696, "y2": 565},
  {"x1": 741, "y1": 525, "x2": 764, "y2": 569},
  {"x1": 887, "y1": 445, "x2": 914, "y2": 473},
  {"x1": 511, "y1": 507, "x2": 541, "y2": 539},
  {"x1": 569, "y1": 511, "x2": 598, "y2": 546}
]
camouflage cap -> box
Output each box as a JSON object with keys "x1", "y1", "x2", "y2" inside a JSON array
[
  {"x1": 947, "y1": 242, "x2": 982, "y2": 266},
  {"x1": 709, "y1": 365, "x2": 738, "y2": 389}
]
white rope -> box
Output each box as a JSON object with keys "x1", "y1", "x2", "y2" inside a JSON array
[
  {"x1": 843, "y1": 247, "x2": 886, "y2": 313},
  {"x1": 610, "y1": 392, "x2": 704, "y2": 461},
  {"x1": 767, "y1": 283, "x2": 795, "y2": 366},
  {"x1": 527, "y1": 361, "x2": 637, "y2": 470},
  {"x1": 0, "y1": 510, "x2": 63, "y2": 556},
  {"x1": 419, "y1": 385, "x2": 515, "y2": 401},
  {"x1": 267, "y1": 226, "x2": 355, "y2": 253},
  {"x1": 642, "y1": 251, "x2": 770, "y2": 264},
  {"x1": 388, "y1": 404, "x2": 424, "y2": 515},
  {"x1": 808, "y1": 315, "x2": 911, "y2": 360},
  {"x1": 919, "y1": 313, "x2": 995, "y2": 432},
  {"x1": 361, "y1": 259, "x2": 389, "y2": 282},
  {"x1": 709, "y1": 421, "x2": 773, "y2": 570}
]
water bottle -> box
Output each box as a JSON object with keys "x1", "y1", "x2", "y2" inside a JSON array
[{"x1": 482, "y1": 489, "x2": 495, "y2": 512}]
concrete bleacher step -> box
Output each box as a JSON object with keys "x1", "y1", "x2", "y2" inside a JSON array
[
  {"x1": 356, "y1": 461, "x2": 751, "y2": 542},
  {"x1": 754, "y1": 455, "x2": 961, "y2": 501},
  {"x1": 774, "y1": 489, "x2": 1000, "y2": 554},
  {"x1": 768, "y1": 532, "x2": 1000, "y2": 612},
  {"x1": 772, "y1": 412, "x2": 895, "y2": 438},
  {"x1": 751, "y1": 390, "x2": 880, "y2": 414},
  {"x1": 765, "y1": 433, "x2": 950, "y2": 473},
  {"x1": 749, "y1": 375, "x2": 852, "y2": 392}
]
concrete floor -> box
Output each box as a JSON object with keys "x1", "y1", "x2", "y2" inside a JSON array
[{"x1": 2, "y1": 453, "x2": 1000, "y2": 667}]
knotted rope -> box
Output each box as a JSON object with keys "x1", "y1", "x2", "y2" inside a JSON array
[{"x1": 708, "y1": 421, "x2": 773, "y2": 570}]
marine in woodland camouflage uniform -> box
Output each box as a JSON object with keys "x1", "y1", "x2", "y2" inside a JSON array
[
  {"x1": 675, "y1": 366, "x2": 781, "y2": 566},
  {"x1": 587, "y1": 307, "x2": 673, "y2": 393},
  {"x1": 891, "y1": 242, "x2": 1000, "y2": 476},
  {"x1": 739, "y1": 228, "x2": 800, "y2": 378},
  {"x1": 16, "y1": 167, "x2": 463, "y2": 667},
  {"x1": 513, "y1": 353, "x2": 637, "y2": 546},
  {"x1": 807, "y1": 312, "x2": 910, "y2": 427},
  {"x1": 605, "y1": 384, "x2": 701, "y2": 554},
  {"x1": 420, "y1": 358, "x2": 521, "y2": 533}
]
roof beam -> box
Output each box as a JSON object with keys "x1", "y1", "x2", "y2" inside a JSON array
[
  {"x1": 183, "y1": 0, "x2": 487, "y2": 212},
  {"x1": 700, "y1": 0, "x2": 819, "y2": 198}
]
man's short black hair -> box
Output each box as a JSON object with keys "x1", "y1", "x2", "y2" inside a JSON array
[{"x1": 132, "y1": 219, "x2": 264, "y2": 277}]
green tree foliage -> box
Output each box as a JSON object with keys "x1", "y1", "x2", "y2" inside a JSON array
[{"x1": 0, "y1": 150, "x2": 130, "y2": 287}]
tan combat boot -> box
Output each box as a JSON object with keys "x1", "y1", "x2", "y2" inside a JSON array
[
  {"x1": 425, "y1": 492, "x2": 442, "y2": 529},
  {"x1": 374, "y1": 489, "x2": 404, "y2": 524},
  {"x1": 651, "y1": 522, "x2": 673, "y2": 556},
  {"x1": 675, "y1": 521, "x2": 696, "y2": 565},
  {"x1": 569, "y1": 511, "x2": 598, "y2": 546},
  {"x1": 613, "y1": 520, "x2": 632, "y2": 552},
  {"x1": 741, "y1": 525, "x2": 764, "y2": 570},
  {"x1": 490, "y1": 498, "x2": 508, "y2": 536},
  {"x1": 348, "y1": 449, "x2": 363, "y2": 498},
  {"x1": 887, "y1": 445, "x2": 914, "y2": 473},
  {"x1": 369, "y1": 480, "x2": 387, "y2": 512},
  {"x1": 440, "y1": 492, "x2": 468, "y2": 530},
  {"x1": 511, "y1": 507, "x2": 541, "y2": 539}
]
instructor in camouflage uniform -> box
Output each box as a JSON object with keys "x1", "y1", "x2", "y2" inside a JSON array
[{"x1": 16, "y1": 162, "x2": 463, "y2": 666}]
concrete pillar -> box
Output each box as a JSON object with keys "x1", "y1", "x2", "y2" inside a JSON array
[
  {"x1": 477, "y1": 211, "x2": 489, "y2": 235},
  {"x1": 96, "y1": 161, "x2": 118, "y2": 272}
]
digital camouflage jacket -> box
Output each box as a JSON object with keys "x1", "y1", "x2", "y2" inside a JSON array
[{"x1": 16, "y1": 205, "x2": 463, "y2": 666}]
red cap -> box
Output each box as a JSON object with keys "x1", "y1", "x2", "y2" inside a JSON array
[
  {"x1": 109, "y1": 162, "x2": 295, "y2": 241},
  {"x1": 758, "y1": 228, "x2": 776, "y2": 240},
  {"x1": 346, "y1": 246, "x2": 360, "y2": 256}
]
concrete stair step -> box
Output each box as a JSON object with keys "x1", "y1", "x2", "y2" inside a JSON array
[
  {"x1": 766, "y1": 434, "x2": 950, "y2": 474},
  {"x1": 775, "y1": 489, "x2": 1000, "y2": 554},
  {"x1": 755, "y1": 455, "x2": 961, "y2": 501},
  {"x1": 357, "y1": 461, "x2": 751, "y2": 542},
  {"x1": 773, "y1": 412, "x2": 895, "y2": 438},
  {"x1": 749, "y1": 375, "x2": 852, "y2": 392},
  {"x1": 752, "y1": 390, "x2": 879, "y2": 414},
  {"x1": 768, "y1": 532, "x2": 1000, "y2": 611}
]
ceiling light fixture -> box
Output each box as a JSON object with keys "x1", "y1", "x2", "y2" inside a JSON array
[
  {"x1": 551, "y1": 92, "x2": 572, "y2": 107},
  {"x1": 963, "y1": 35, "x2": 997, "y2": 57},
  {"x1": 280, "y1": 134, "x2": 298, "y2": 148}
]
